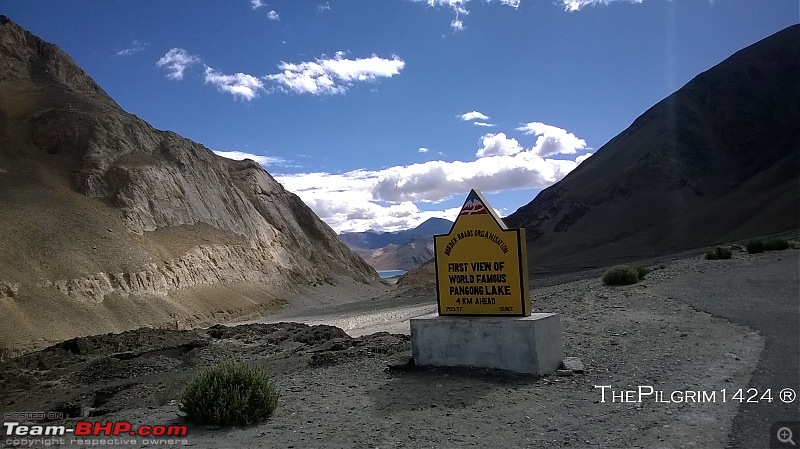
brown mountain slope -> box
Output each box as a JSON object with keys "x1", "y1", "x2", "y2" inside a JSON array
[
  {"x1": 0, "y1": 17, "x2": 377, "y2": 352},
  {"x1": 505, "y1": 25, "x2": 800, "y2": 275}
]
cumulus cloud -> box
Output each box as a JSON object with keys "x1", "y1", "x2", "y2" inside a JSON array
[
  {"x1": 114, "y1": 40, "x2": 148, "y2": 57},
  {"x1": 204, "y1": 67, "x2": 265, "y2": 101},
  {"x1": 576, "y1": 152, "x2": 593, "y2": 164},
  {"x1": 251, "y1": 0, "x2": 267, "y2": 9},
  {"x1": 418, "y1": 147, "x2": 430, "y2": 153},
  {"x1": 271, "y1": 122, "x2": 590, "y2": 232},
  {"x1": 267, "y1": 10, "x2": 280, "y2": 20},
  {"x1": 157, "y1": 49, "x2": 404, "y2": 99},
  {"x1": 476, "y1": 133, "x2": 523, "y2": 158},
  {"x1": 266, "y1": 52, "x2": 405, "y2": 95},
  {"x1": 517, "y1": 122, "x2": 587, "y2": 156},
  {"x1": 459, "y1": 111, "x2": 489, "y2": 122},
  {"x1": 275, "y1": 170, "x2": 462, "y2": 233},
  {"x1": 213, "y1": 150, "x2": 287, "y2": 167},
  {"x1": 562, "y1": 0, "x2": 643, "y2": 11},
  {"x1": 157, "y1": 48, "x2": 200, "y2": 80}
]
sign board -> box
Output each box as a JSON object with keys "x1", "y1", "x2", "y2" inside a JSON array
[{"x1": 433, "y1": 189, "x2": 531, "y2": 316}]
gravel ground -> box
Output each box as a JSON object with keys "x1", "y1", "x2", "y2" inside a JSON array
[{"x1": 2, "y1": 249, "x2": 797, "y2": 449}]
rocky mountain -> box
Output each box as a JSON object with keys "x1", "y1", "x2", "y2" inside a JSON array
[
  {"x1": 339, "y1": 218, "x2": 452, "y2": 271},
  {"x1": 505, "y1": 25, "x2": 800, "y2": 275},
  {"x1": 0, "y1": 17, "x2": 378, "y2": 352}
]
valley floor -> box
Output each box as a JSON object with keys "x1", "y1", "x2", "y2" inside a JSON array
[{"x1": 1, "y1": 248, "x2": 797, "y2": 448}]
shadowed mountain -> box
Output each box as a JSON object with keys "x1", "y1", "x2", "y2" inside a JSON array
[
  {"x1": 504, "y1": 25, "x2": 799, "y2": 275},
  {"x1": 339, "y1": 218, "x2": 453, "y2": 270},
  {"x1": 0, "y1": 16, "x2": 378, "y2": 351}
]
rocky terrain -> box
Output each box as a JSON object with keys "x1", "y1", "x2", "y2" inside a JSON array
[
  {"x1": 340, "y1": 218, "x2": 452, "y2": 271},
  {"x1": 1, "y1": 248, "x2": 796, "y2": 448},
  {"x1": 0, "y1": 16, "x2": 379, "y2": 354},
  {"x1": 506, "y1": 24, "x2": 800, "y2": 275}
]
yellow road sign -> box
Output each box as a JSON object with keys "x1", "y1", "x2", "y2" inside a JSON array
[{"x1": 434, "y1": 189, "x2": 531, "y2": 316}]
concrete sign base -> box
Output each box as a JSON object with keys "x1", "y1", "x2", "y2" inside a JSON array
[{"x1": 410, "y1": 313, "x2": 563, "y2": 375}]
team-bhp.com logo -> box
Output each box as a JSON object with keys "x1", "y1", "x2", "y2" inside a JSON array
[{"x1": 4, "y1": 420, "x2": 187, "y2": 437}]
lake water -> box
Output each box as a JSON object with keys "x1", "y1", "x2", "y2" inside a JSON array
[{"x1": 378, "y1": 270, "x2": 407, "y2": 279}]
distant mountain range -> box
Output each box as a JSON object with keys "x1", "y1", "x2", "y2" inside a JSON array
[
  {"x1": 339, "y1": 218, "x2": 453, "y2": 271},
  {"x1": 504, "y1": 24, "x2": 799, "y2": 275}
]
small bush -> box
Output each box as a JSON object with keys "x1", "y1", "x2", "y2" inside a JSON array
[
  {"x1": 706, "y1": 247, "x2": 732, "y2": 260},
  {"x1": 603, "y1": 265, "x2": 640, "y2": 286},
  {"x1": 634, "y1": 265, "x2": 650, "y2": 280},
  {"x1": 180, "y1": 361, "x2": 279, "y2": 426},
  {"x1": 746, "y1": 240, "x2": 764, "y2": 254},
  {"x1": 747, "y1": 239, "x2": 790, "y2": 253},
  {"x1": 763, "y1": 239, "x2": 790, "y2": 251}
]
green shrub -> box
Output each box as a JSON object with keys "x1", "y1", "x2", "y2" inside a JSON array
[
  {"x1": 180, "y1": 361, "x2": 279, "y2": 426},
  {"x1": 706, "y1": 247, "x2": 732, "y2": 260},
  {"x1": 763, "y1": 239, "x2": 790, "y2": 251},
  {"x1": 634, "y1": 265, "x2": 650, "y2": 280},
  {"x1": 746, "y1": 240, "x2": 764, "y2": 254},
  {"x1": 747, "y1": 239, "x2": 790, "y2": 253},
  {"x1": 603, "y1": 265, "x2": 640, "y2": 286}
]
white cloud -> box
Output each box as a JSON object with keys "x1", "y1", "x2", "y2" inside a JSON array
[
  {"x1": 476, "y1": 133, "x2": 523, "y2": 158},
  {"x1": 562, "y1": 0, "x2": 643, "y2": 11},
  {"x1": 418, "y1": 147, "x2": 430, "y2": 153},
  {"x1": 267, "y1": 10, "x2": 280, "y2": 20},
  {"x1": 576, "y1": 152, "x2": 593, "y2": 164},
  {"x1": 251, "y1": 0, "x2": 267, "y2": 10},
  {"x1": 266, "y1": 52, "x2": 405, "y2": 95},
  {"x1": 156, "y1": 48, "x2": 200, "y2": 80},
  {"x1": 410, "y1": 0, "x2": 518, "y2": 30},
  {"x1": 272, "y1": 122, "x2": 589, "y2": 232},
  {"x1": 474, "y1": 122, "x2": 495, "y2": 127},
  {"x1": 317, "y1": 2, "x2": 332, "y2": 12},
  {"x1": 204, "y1": 66, "x2": 265, "y2": 101},
  {"x1": 114, "y1": 40, "x2": 148, "y2": 57},
  {"x1": 275, "y1": 170, "x2": 462, "y2": 233},
  {"x1": 213, "y1": 150, "x2": 287, "y2": 167},
  {"x1": 459, "y1": 111, "x2": 489, "y2": 121},
  {"x1": 157, "y1": 49, "x2": 404, "y2": 100},
  {"x1": 517, "y1": 122, "x2": 587, "y2": 156}
]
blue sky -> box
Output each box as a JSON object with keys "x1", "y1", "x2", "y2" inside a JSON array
[{"x1": 6, "y1": 0, "x2": 798, "y2": 233}]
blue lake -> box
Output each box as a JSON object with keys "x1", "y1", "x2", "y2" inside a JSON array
[{"x1": 377, "y1": 270, "x2": 407, "y2": 279}]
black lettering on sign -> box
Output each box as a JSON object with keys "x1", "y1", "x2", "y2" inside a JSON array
[
  {"x1": 482, "y1": 285, "x2": 511, "y2": 296},
  {"x1": 470, "y1": 262, "x2": 492, "y2": 272},
  {"x1": 449, "y1": 285, "x2": 483, "y2": 295},
  {"x1": 475, "y1": 273, "x2": 507, "y2": 283},
  {"x1": 447, "y1": 262, "x2": 468, "y2": 272}
]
